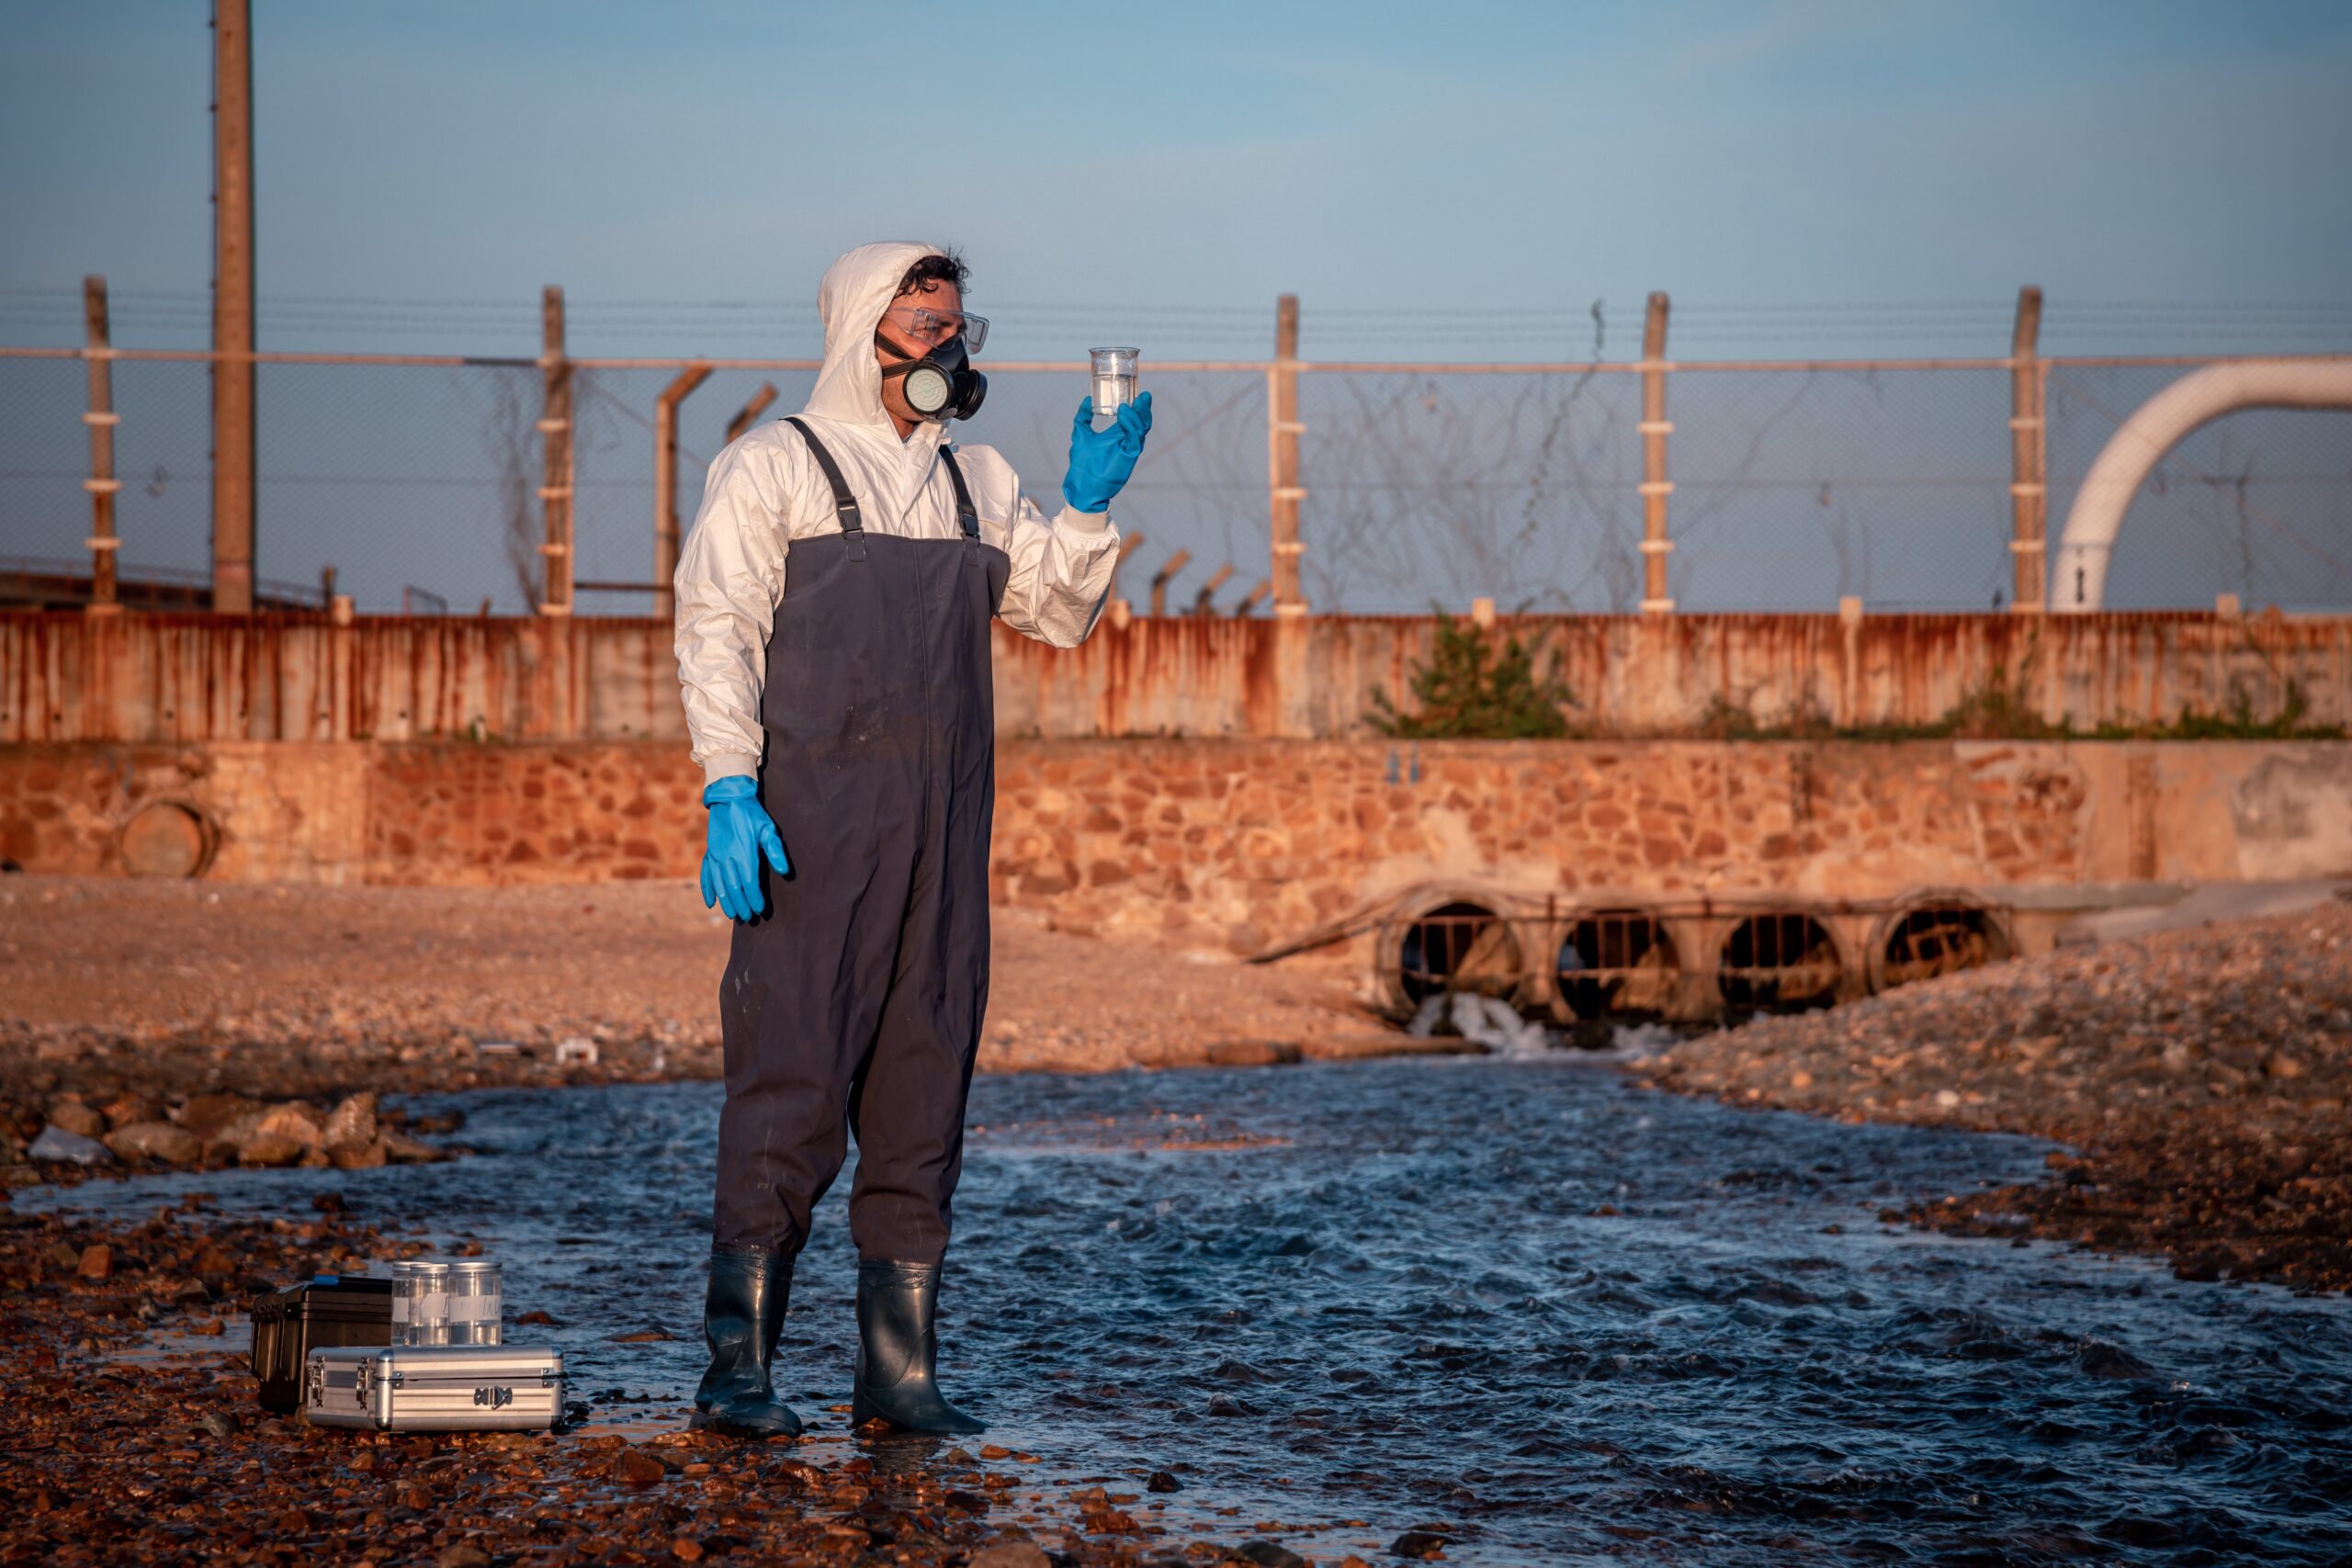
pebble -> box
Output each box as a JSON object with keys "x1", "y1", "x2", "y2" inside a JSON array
[
  {"x1": 613, "y1": 1447, "x2": 668, "y2": 1486},
  {"x1": 104, "y1": 1121, "x2": 202, "y2": 1165},
  {"x1": 28, "y1": 1125, "x2": 113, "y2": 1165},
  {"x1": 46, "y1": 1097, "x2": 106, "y2": 1138},
  {"x1": 967, "y1": 1545, "x2": 1052, "y2": 1568},
  {"x1": 1232, "y1": 1543, "x2": 1308, "y2": 1568}
]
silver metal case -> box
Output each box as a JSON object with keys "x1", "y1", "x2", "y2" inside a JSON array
[{"x1": 302, "y1": 1343, "x2": 564, "y2": 1432}]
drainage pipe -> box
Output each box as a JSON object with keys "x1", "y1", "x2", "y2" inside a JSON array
[{"x1": 2052, "y1": 359, "x2": 2352, "y2": 612}]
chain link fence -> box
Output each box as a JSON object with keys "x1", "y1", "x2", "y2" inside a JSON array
[{"x1": 3, "y1": 344, "x2": 2346, "y2": 615}]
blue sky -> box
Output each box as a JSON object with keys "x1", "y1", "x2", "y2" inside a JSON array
[
  {"x1": 2, "y1": 2, "x2": 2347, "y2": 614},
  {"x1": 5, "y1": 0, "x2": 2350, "y2": 358}
]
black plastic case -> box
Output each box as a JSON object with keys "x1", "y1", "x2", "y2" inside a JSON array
[{"x1": 249, "y1": 1275, "x2": 393, "y2": 1412}]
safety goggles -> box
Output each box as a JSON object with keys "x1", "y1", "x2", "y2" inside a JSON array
[{"x1": 879, "y1": 305, "x2": 988, "y2": 355}]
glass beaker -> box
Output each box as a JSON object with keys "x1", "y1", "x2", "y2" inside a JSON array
[
  {"x1": 447, "y1": 1259, "x2": 504, "y2": 1346},
  {"x1": 404, "y1": 1261, "x2": 453, "y2": 1346},
  {"x1": 1090, "y1": 348, "x2": 1139, "y2": 427}
]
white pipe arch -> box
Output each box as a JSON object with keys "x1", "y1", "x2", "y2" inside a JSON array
[{"x1": 2050, "y1": 359, "x2": 2352, "y2": 612}]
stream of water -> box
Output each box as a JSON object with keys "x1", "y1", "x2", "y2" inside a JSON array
[{"x1": 31, "y1": 1059, "x2": 2352, "y2": 1564}]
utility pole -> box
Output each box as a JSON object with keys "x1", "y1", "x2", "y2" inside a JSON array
[
  {"x1": 210, "y1": 0, "x2": 256, "y2": 614},
  {"x1": 2008, "y1": 285, "x2": 2047, "y2": 614},
  {"x1": 1638, "y1": 292, "x2": 1674, "y2": 614},
  {"x1": 1269, "y1": 294, "x2": 1307, "y2": 615},
  {"x1": 653, "y1": 362, "x2": 712, "y2": 621},
  {"x1": 83, "y1": 276, "x2": 120, "y2": 615},
  {"x1": 537, "y1": 287, "x2": 573, "y2": 615}
]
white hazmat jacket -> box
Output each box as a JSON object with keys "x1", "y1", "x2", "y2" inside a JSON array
[{"x1": 673, "y1": 242, "x2": 1120, "y2": 785}]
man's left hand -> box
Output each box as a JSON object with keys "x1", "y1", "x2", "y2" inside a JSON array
[{"x1": 1061, "y1": 390, "x2": 1153, "y2": 513}]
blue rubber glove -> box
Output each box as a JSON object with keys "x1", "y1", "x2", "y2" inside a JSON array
[
  {"x1": 1061, "y1": 389, "x2": 1153, "y2": 513},
  {"x1": 700, "y1": 776, "x2": 789, "y2": 922}
]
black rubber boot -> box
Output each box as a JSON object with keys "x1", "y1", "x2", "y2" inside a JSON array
[
  {"x1": 689, "y1": 1245, "x2": 803, "y2": 1439},
  {"x1": 852, "y1": 1259, "x2": 985, "y2": 1435}
]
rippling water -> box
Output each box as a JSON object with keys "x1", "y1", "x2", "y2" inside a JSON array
[{"x1": 33, "y1": 1061, "x2": 2352, "y2": 1564}]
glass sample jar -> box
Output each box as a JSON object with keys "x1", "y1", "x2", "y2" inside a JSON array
[
  {"x1": 1090, "y1": 347, "x2": 1139, "y2": 426},
  {"x1": 447, "y1": 1259, "x2": 504, "y2": 1346},
  {"x1": 393, "y1": 1260, "x2": 453, "y2": 1346}
]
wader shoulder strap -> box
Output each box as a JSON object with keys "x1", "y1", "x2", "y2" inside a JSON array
[
  {"x1": 781, "y1": 416, "x2": 863, "y2": 538},
  {"x1": 939, "y1": 448, "x2": 980, "y2": 540}
]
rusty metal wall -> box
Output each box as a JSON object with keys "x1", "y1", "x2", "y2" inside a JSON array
[{"x1": 3, "y1": 609, "x2": 2344, "y2": 744}]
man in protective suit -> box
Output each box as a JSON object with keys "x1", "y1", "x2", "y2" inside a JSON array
[{"x1": 673, "y1": 242, "x2": 1150, "y2": 1438}]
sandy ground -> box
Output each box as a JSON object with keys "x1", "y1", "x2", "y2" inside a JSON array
[
  {"x1": 0, "y1": 875, "x2": 1384, "y2": 1161},
  {"x1": 1643, "y1": 897, "x2": 2352, "y2": 1293}
]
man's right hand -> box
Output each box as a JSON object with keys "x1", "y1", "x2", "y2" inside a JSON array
[{"x1": 701, "y1": 777, "x2": 790, "y2": 921}]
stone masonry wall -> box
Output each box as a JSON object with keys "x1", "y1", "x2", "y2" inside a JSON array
[
  {"x1": 6, "y1": 739, "x2": 2346, "y2": 954},
  {"x1": 990, "y1": 739, "x2": 2123, "y2": 954}
]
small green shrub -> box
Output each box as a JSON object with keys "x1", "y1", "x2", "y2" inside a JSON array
[{"x1": 1368, "y1": 613, "x2": 1576, "y2": 739}]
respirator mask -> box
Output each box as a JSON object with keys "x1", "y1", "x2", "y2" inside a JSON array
[{"x1": 876, "y1": 327, "x2": 988, "y2": 423}]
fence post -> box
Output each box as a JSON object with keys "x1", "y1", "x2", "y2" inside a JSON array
[
  {"x1": 82, "y1": 276, "x2": 121, "y2": 615},
  {"x1": 725, "y1": 383, "x2": 778, "y2": 444},
  {"x1": 210, "y1": 0, "x2": 257, "y2": 615},
  {"x1": 1149, "y1": 547, "x2": 1191, "y2": 619},
  {"x1": 537, "y1": 286, "x2": 573, "y2": 616},
  {"x1": 654, "y1": 362, "x2": 712, "y2": 621},
  {"x1": 1109, "y1": 531, "x2": 1145, "y2": 614},
  {"x1": 1638, "y1": 291, "x2": 1674, "y2": 613},
  {"x1": 2008, "y1": 285, "x2": 2046, "y2": 613},
  {"x1": 1270, "y1": 294, "x2": 1307, "y2": 615}
]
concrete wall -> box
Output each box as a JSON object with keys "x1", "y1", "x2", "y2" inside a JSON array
[{"x1": 6, "y1": 608, "x2": 2346, "y2": 743}]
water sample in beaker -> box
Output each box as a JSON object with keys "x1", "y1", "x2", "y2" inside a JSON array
[
  {"x1": 447, "y1": 1258, "x2": 504, "y2": 1346},
  {"x1": 1090, "y1": 348, "x2": 1139, "y2": 426}
]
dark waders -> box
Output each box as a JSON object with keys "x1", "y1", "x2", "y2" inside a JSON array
[{"x1": 693, "y1": 418, "x2": 1006, "y2": 1438}]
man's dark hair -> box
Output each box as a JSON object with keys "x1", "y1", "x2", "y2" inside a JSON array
[{"x1": 896, "y1": 250, "x2": 969, "y2": 299}]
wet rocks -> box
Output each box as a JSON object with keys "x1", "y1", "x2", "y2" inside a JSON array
[
  {"x1": 104, "y1": 1121, "x2": 201, "y2": 1165},
  {"x1": 45, "y1": 1096, "x2": 106, "y2": 1137},
  {"x1": 179, "y1": 1092, "x2": 262, "y2": 1141},
  {"x1": 238, "y1": 1131, "x2": 308, "y2": 1168},
  {"x1": 0, "y1": 1202, "x2": 1332, "y2": 1566},
  {"x1": 321, "y1": 1090, "x2": 379, "y2": 1153},
  {"x1": 28, "y1": 1124, "x2": 112, "y2": 1165},
  {"x1": 967, "y1": 1543, "x2": 1052, "y2": 1568},
  {"x1": 14, "y1": 1083, "x2": 449, "y2": 1178},
  {"x1": 380, "y1": 1129, "x2": 449, "y2": 1164},
  {"x1": 612, "y1": 1447, "x2": 669, "y2": 1486},
  {"x1": 254, "y1": 1101, "x2": 326, "y2": 1147},
  {"x1": 1231, "y1": 1543, "x2": 1308, "y2": 1568}
]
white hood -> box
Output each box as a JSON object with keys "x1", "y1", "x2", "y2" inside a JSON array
[
  {"x1": 803, "y1": 241, "x2": 947, "y2": 434},
  {"x1": 673, "y1": 240, "x2": 1123, "y2": 787}
]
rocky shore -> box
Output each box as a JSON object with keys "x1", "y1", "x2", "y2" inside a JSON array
[
  {"x1": 0, "y1": 1205, "x2": 1373, "y2": 1568},
  {"x1": 1642, "y1": 898, "x2": 2352, "y2": 1293},
  {"x1": 0, "y1": 876, "x2": 1371, "y2": 1188}
]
